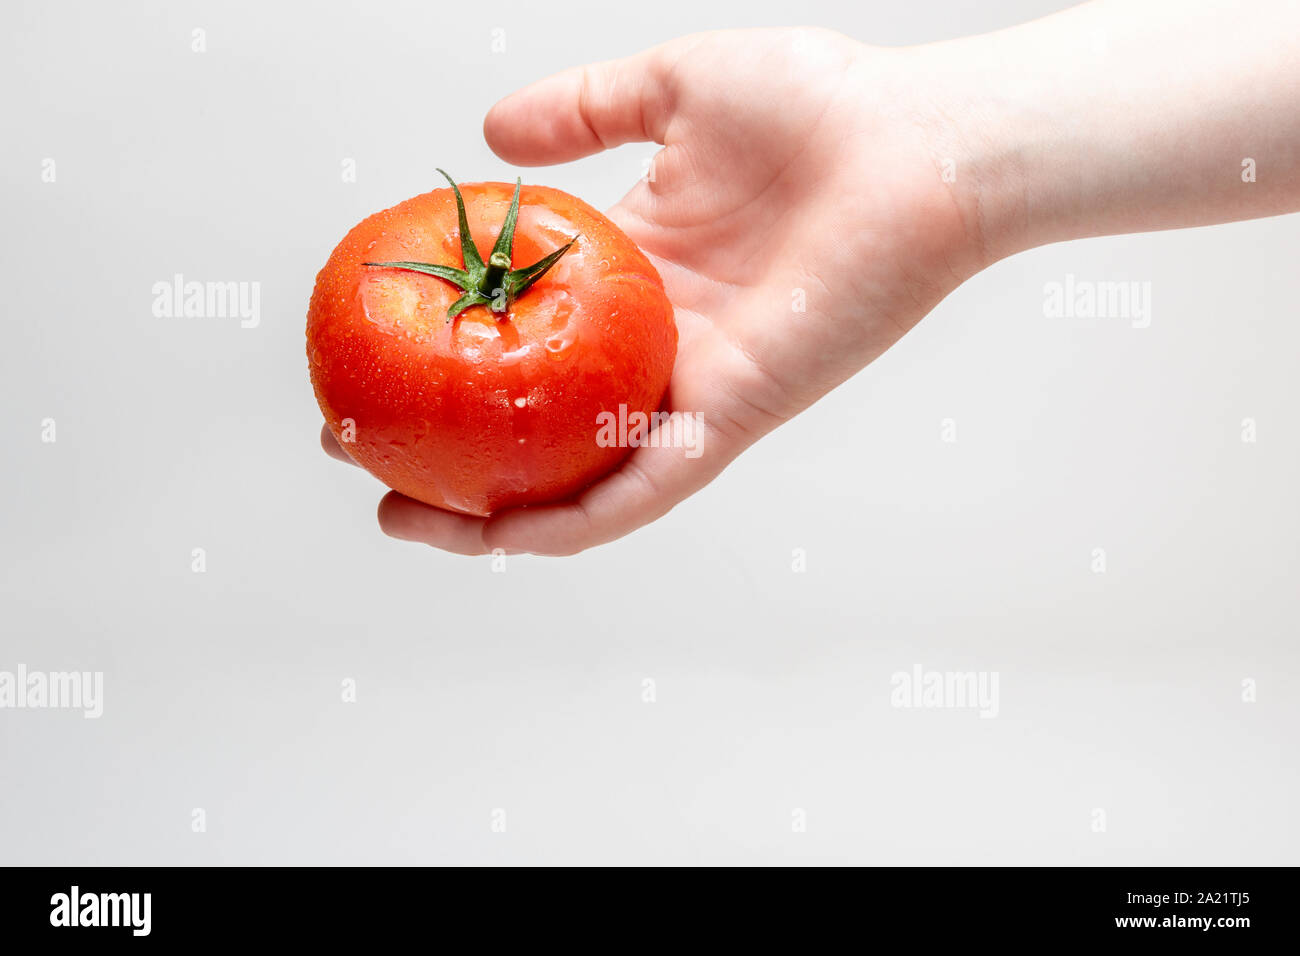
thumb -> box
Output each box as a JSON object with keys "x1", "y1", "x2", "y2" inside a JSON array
[{"x1": 483, "y1": 44, "x2": 680, "y2": 166}]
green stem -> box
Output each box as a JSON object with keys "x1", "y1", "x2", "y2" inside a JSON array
[{"x1": 363, "y1": 170, "x2": 578, "y2": 321}]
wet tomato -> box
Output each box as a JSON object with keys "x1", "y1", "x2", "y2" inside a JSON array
[{"x1": 307, "y1": 172, "x2": 677, "y2": 516}]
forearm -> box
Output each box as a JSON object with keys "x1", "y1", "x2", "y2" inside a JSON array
[{"x1": 922, "y1": 0, "x2": 1300, "y2": 263}]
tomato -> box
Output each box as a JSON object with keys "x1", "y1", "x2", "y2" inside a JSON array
[{"x1": 307, "y1": 172, "x2": 676, "y2": 516}]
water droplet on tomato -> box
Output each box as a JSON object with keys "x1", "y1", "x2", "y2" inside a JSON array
[
  {"x1": 541, "y1": 290, "x2": 575, "y2": 334},
  {"x1": 545, "y1": 329, "x2": 578, "y2": 360},
  {"x1": 500, "y1": 344, "x2": 533, "y2": 366}
]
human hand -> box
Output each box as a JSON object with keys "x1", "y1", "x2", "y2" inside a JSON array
[
  {"x1": 330, "y1": 3, "x2": 1300, "y2": 555},
  {"x1": 333, "y1": 28, "x2": 986, "y2": 554}
]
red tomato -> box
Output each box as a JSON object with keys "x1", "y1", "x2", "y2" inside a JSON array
[{"x1": 307, "y1": 173, "x2": 677, "y2": 516}]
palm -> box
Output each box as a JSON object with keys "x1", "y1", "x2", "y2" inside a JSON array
[{"x1": 606, "y1": 30, "x2": 971, "y2": 450}]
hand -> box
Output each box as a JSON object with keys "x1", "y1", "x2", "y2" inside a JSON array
[
  {"x1": 332, "y1": 28, "x2": 985, "y2": 554},
  {"x1": 329, "y1": 3, "x2": 1300, "y2": 555}
]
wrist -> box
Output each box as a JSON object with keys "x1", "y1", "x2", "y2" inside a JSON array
[
  {"x1": 905, "y1": 0, "x2": 1300, "y2": 264},
  {"x1": 903, "y1": 38, "x2": 1037, "y2": 270}
]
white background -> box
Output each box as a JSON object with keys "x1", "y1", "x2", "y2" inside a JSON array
[{"x1": 2, "y1": 0, "x2": 1296, "y2": 864}]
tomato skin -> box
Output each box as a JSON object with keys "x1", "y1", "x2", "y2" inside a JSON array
[{"x1": 307, "y1": 182, "x2": 676, "y2": 516}]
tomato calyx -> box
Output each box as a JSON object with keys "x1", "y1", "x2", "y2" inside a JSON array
[{"x1": 363, "y1": 169, "x2": 578, "y2": 321}]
